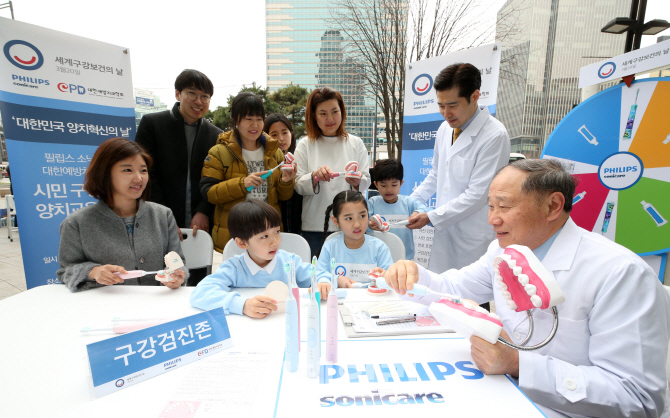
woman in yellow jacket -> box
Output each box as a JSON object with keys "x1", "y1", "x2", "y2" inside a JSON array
[{"x1": 200, "y1": 92, "x2": 297, "y2": 252}]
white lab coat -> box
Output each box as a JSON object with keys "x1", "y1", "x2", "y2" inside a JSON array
[
  {"x1": 411, "y1": 106, "x2": 510, "y2": 273},
  {"x1": 409, "y1": 218, "x2": 670, "y2": 418}
]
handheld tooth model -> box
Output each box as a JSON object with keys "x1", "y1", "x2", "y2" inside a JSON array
[
  {"x1": 326, "y1": 258, "x2": 339, "y2": 363},
  {"x1": 284, "y1": 259, "x2": 299, "y2": 372},
  {"x1": 370, "y1": 214, "x2": 390, "y2": 232},
  {"x1": 307, "y1": 260, "x2": 321, "y2": 378},
  {"x1": 367, "y1": 272, "x2": 389, "y2": 295},
  {"x1": 114, "y1": 251, "x2": 184, "y2": 282},
  {"x1": 280, "y1": 152, "x2": 295, "y2": 171},
  {"x1": 246, "y1": 152, "x2": 295, "y2": 192},
  {"x1": 436, "y1": 244, "x2": 564, "y2": 351},
  {"x1": 328, "y1": 161, "x2": 361, "y2": 180}
]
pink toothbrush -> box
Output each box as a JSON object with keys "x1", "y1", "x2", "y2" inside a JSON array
[{"x1": 326, "y1": 258, "x2": 338, "y2": 363}]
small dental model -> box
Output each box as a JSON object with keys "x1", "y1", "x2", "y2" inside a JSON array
[
  {"x1": 329, "y1": 161, "x2": 361, "y2": 179},
  {"x1": 370, "y1": 214, "x2": 390, "y2": 232},
  {"x1": 367, "y1": 272, "x2": 388, "y2": 295},
  {"x1": 641, "y1": 201, "x2": 668, "y2": 227},
  {"x1": 326, "y1": 258, "x2": 339, "y2": 363},
  {"x1": 284, "y1": 258, "x2": 299, "y2": 372},
  {"x1": 307, "y1": 262, "x2": 321, "y2": 378},
  {"x1": 280, "y1": 152, "x2": 295, "y2": 171},
  {"x1": 246, "y1": 153, "x2": 295, "y2": 192},
  {"x1": 115, "y1": 251, "x2": 184, "y2": 282}
]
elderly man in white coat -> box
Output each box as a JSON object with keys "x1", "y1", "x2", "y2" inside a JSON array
[
  {"x1": 382, "y1": 159, "x2": 670, "y2": 418},
  {"x1": 408, "y1": 63, "x2": 510, "y2": 276}
]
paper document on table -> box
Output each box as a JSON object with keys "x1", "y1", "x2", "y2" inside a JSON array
[
  {"x1": 343, "y1": 301, "x2": 453, "y2": 334},
  {"x1": 162, "y1": 348, "x2": 283, "y2": 418}
]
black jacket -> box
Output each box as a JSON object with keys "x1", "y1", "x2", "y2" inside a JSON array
[{"x1": 135, "y1": 102, "x2": 222, "y2": 228}]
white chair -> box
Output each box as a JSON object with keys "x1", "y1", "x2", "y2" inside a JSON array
[
  {"x1": 221, "y1": 232, "x2": 312, "y2": 262},
  {"x1": 179, "y1": 228, "x2": 214, "y2": 285},
  {"x1": 367, "y1": 230, "x2": 406, "y2": 262},
  {"x1": 325, "y1": 230, "x2": 407, "y2": 262},
  {"x1": 5, "y1": 195, "x2": 18, "y2": 242}
]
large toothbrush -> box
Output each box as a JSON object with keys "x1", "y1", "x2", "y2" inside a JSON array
[
  {"x1": 306, "y1": 260, "x2": 320, "y2": 378},
  {"x1": 284, "y1": 261, "x2": 299, "y2": 372},
  {"x1": 372, "y1": 273, "x2": 461, "y2": 303},
  {"x1": 326, "y1": 258, "x2": 338, "y2": 363}
]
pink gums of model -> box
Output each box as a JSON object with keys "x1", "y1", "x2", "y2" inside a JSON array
[
  {"x1": 493, "y1": 245, "x2": 565, "y2": 312},
  {"x1": 370, "y1": 214, "x2": 390, "y2": 232}
]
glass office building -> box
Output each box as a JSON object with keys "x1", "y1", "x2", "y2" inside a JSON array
[
  {"x1": 266, "y1": 0, "x2": 376, "y2": 146},
  {"x1": 496, "y1": 0, "x2": 628, "y2": 158}
]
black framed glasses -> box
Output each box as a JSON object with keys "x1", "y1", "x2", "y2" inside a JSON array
[{"x1": 185, "y1": 91, "x2": 211, "y2": 103}]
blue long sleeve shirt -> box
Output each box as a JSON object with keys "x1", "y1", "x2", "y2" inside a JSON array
[
  {"x1": 190, "y1": 250, "x2": 327, "y2": 315},
  {"x1": 367, "y1": 194, "x2": 428, "y2": 260},
  {"x1": 317, "y1": 234, "x2": 393, "y2": 283}
]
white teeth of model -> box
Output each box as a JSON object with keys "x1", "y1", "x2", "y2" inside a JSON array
[
  {"x1": 513, "y1": 266, "x2": 523, "y2": 276},
  {"x1": 463, "y1": 301, "x2": 478, "y2": 310},
  {"x1": 488, "y1": 312, "x2": 501, "y2": 321},
  {"x1": 498, "y1": 281, "x2": 508, "y2": 291},
  {"x1": 525, "y1": 284, "x2": 537, "y2": 296},
  {"x1": 495, "y1": 272, "x2": 502, "y2": 281},
  {"x1": 475, "y1": 307, "x2": 489, "y2": 315},
  {"x1": 517, "y1": 274, "x2": 529, "y2": 286},
  {"x1": 506, "y1": 258, "x2": 516, "y2": 268},
  {"x1": 501, "y1": 290, "x2": 511, "y2": 300},
  {"x1": 530, "y1": 295, "x2": 542, "y2": 308},
  {"x1": 506, "y1": 300, "x2": 517, "y2": 310}
]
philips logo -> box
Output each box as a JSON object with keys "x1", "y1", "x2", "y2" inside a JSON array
[
  {"x1": 412, "y1": 74, "x2": 433, "y2": 96},
  {"x1": 4, "y1": 40, "x2": 44, "y2": 70},
  {"x1": 598, "y1": 152, "x2": 643, "y2": 190},
  {"x1": 57, "y1": 82, "x2": 86, "y2": 94},
  {"x1": 603, "y1": 166, "x2": 638, "y2": 174},
  {"x1": 598, "y1": 62, "x2": 616, "y2": 79},
  {"x1": 12, "y1": 74, "x2": 49, "y2": 85}
]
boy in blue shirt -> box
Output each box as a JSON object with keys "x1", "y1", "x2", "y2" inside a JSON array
[
  {"x1": 368, "y1": 159, "x2": 428, "y2": 261},
  {"x1": 190, "y1": 200, "x2": 331, "y2": 318}
]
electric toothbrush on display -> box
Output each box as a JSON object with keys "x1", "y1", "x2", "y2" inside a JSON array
[
  {"x1": 284, "y1": 261, "x2": 299, "y2": 372},
  {"x1": 307, "y1": 260, "x2": 321, "y2": 378},
  {"x1": 623, "y1": 88, "x2": 640, "y2": 140},
  {"x1": 326, "y1": 258, "x2": 338, "y2": 363}
]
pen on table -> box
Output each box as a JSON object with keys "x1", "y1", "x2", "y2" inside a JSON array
[
  {"x1": 376, "y1": 316, "x2": 418, "y2": 326},
  {"x1": 371, "y1": 313, "x2": 415, "y2": 319}
]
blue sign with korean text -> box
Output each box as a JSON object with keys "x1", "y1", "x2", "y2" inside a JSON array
[
  {"x1": 0, "y1": 17, "x2": 136, "y2": 288},
  {"x1": 87, "y1": 308, "x2": 233, "y2": 397}
]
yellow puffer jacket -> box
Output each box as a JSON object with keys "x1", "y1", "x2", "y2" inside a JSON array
[{"x1": 201, "y1": 130, "x2": 294, "y2": 252}]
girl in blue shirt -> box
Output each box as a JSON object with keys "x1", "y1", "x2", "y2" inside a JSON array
[{"x1": 317, "y1": 190, "x2": 393, "y2": 287}]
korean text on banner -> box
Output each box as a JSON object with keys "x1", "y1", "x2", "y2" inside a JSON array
[
  {"x1": 0, "y1": 17, "x2": 135, "y2": 288},
  {"x1": 86, "y1": 308, "x2": 233, "y2": 397},
  {"x1": 400, "y1": 44, "x2": 501, "y2": 266}
]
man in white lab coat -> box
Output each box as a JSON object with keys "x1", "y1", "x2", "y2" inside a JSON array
[
  {"x1": 408, "y1": 63, "x2": 510, "y2": 274},
  {"x1": 385, "y1": 159, "x2": 670, "y2": 418}
]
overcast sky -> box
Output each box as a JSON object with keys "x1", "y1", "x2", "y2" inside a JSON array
[{"x1": 2, "y1": 0, "x2": 668, "y2": 109}]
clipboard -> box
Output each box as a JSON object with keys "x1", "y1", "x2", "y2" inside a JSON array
[{"x1": 338, "y1": 304, "x2": 454, "y2": 338}]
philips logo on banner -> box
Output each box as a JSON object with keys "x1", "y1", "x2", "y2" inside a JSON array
[
  {"x1": 11, "y1": 74, "x2": 49, "y2": 87},
  {"x1": 57, "y1": 82, "x2": 86, "y2": 94},
  {"x1": 598, "y1": 62, "x2": 616, "y2": 79},
  {"x1": 412, "y1": 74, "x2": 433, "y2": 96},
  {"x1": 4, "y1": 40, "x2": 44, "y2": 70}
]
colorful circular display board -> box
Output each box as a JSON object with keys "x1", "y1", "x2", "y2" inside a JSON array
[{"x1": 542, "y1": 78, "x2": 670, "y2": 256}]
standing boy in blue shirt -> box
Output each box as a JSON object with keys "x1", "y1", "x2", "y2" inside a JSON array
[
  {"x1": 191, "y1": 200, "x2": 331, "y2": 318},
  {"x1": 368, "y1": 159, "x2": 428, "y2": 261}
]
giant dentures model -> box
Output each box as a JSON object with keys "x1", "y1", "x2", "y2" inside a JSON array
[
  {"x1": 429, "y1": 245, "x2": 565, "y2": 350},
  {"x1": 328, "y1": 161, "x2": 361, "y2": 180}
]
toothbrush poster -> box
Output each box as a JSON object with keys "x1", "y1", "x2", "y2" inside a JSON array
[
  {"x1": 274, "y1": 338, "x2": 544, "y2": 417},
  {"x1": 542, "y1": 79, "x2": 670, "y2": 256}
]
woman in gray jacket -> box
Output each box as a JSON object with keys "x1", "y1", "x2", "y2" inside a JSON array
[{"x1": 57, "y1": 138, "x2": 188, "y2": 292}]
